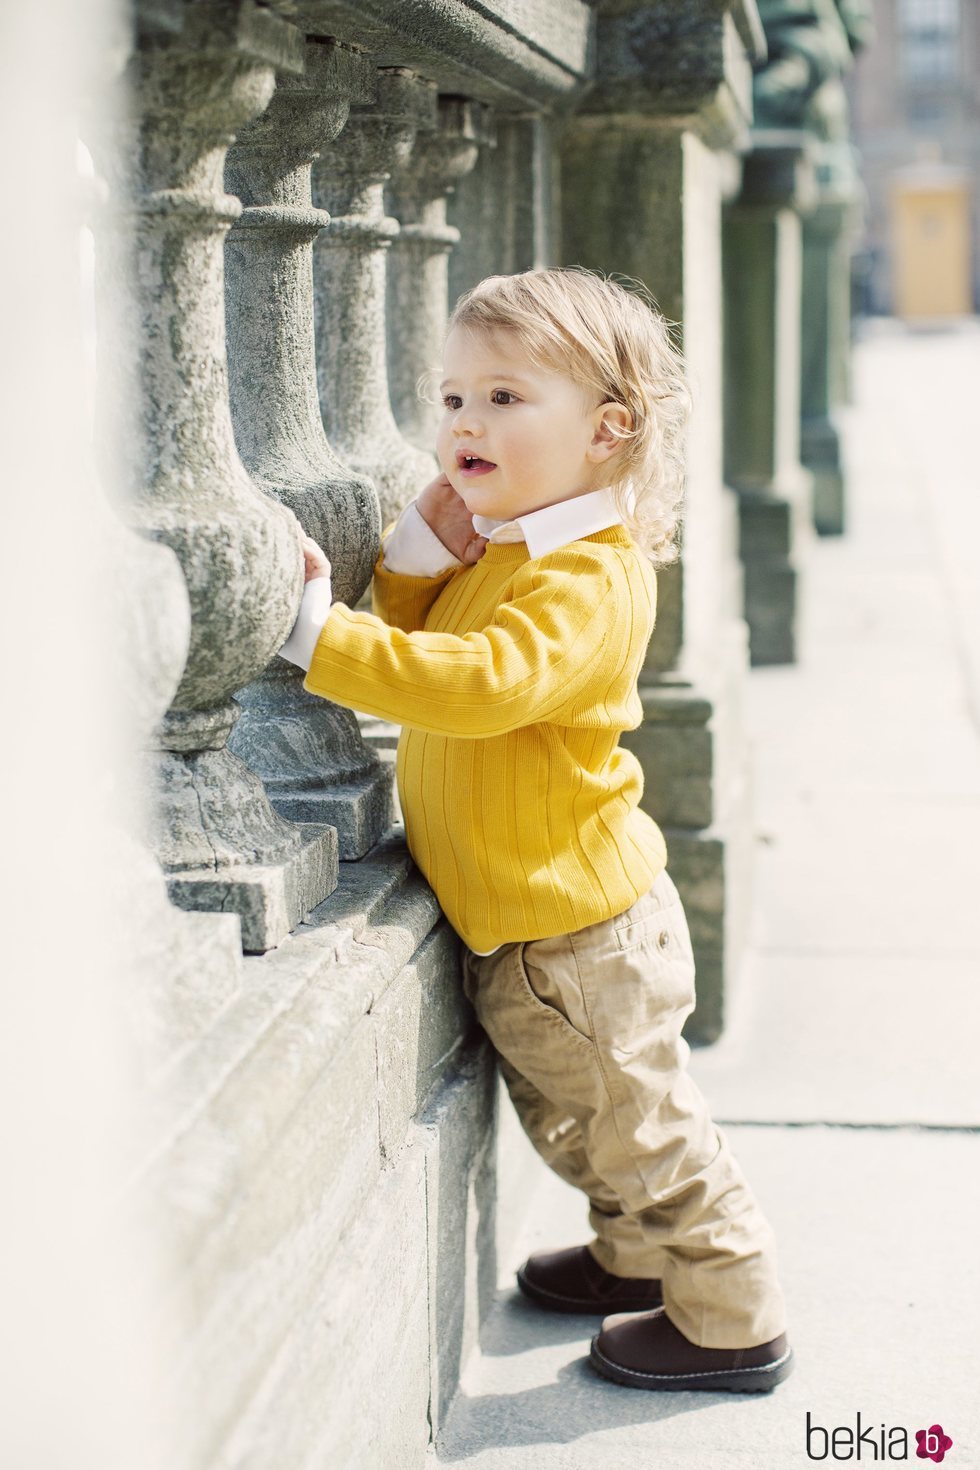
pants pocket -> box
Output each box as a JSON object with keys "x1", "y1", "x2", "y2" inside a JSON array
[{"x1": 513, "y1": 942, "x2": 595, "y2": 1050}]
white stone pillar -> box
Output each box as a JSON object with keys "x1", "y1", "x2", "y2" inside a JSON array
[
  {"x1": 223, "y1": 37, "x2": 395, "y2": 858},
  {"x1": 312, "y1": 66, "x2": 439, "y2": 527},
  {"x1": 100, "y1": 0, "x2": 338, "y2": 952},
  {"x1": 386, "y1": 96, "x2": 486, "y2": 452}
]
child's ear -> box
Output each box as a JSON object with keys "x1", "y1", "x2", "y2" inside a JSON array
[{"x1": 587, "y1": 402, "x2": 632, "y2": 465}]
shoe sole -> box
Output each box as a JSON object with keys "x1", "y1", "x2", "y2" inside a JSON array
[
  {"x1": 589, "y1": 1338, "x2": 795, "y2": 1393},
  {"x1": 516, "y1": 1265, "x2": 663, "y2": 1315}
]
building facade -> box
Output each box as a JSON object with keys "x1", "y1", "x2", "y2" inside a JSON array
[{"x1": 848, "y1": 0, "x2": 980, "y2": 316}]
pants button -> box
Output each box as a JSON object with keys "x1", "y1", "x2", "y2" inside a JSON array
[{"x1": 658, "y1": 929, "x2": 670, "y2": 950}]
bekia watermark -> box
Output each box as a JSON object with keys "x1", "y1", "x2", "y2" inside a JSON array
[{"x1": 806, "y1": 1412, "x2": 954, "y2": 1461}]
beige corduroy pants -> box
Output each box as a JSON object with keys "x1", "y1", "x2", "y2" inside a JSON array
[{"x1": 461, "y1": 867, "x2": 787, "y2": 1349}]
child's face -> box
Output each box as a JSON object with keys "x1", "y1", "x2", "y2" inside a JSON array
[{"x1": 436, "y1": 325, "x2": 605, "y2": 522}]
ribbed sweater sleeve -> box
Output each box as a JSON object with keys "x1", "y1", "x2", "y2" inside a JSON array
[
  {"x1": 306, "y1": 547, "x2": 616, "y2": 739},
  {"x1": 370, "y1": 538, "x2": 462, "y2": 633}
]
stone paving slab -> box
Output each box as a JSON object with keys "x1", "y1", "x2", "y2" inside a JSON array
[
  {"x1": 435, "y1": 1127, "x2": 980, "y2": 1467},
  {"x1": 688, "y1": 949, "x2": 980, "y2": 1126},
  {"x1": 745, "y1": 790, "x2": 980, "y2": 955}
]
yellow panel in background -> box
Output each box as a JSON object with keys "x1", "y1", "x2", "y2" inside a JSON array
[{"x1": 891, "y1": 178, "x2": 972, "y2": 319}]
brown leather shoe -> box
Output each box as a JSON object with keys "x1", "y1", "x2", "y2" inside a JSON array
[
  {"x1": 517, "y1": 1245, "x2": 663, "y2": 1314},
  {"x1": 590, "y1": 1306, "x2": 794, "y2": 1392}
]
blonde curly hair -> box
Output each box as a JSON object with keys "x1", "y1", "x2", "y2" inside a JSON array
[{"x1": 444, "y1": 267, "x2": 692, "y2": 567}]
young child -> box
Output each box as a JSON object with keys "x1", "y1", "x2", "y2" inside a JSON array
[{"x1": 281, "y1": 268, "x2": 793, "y2": 1393}]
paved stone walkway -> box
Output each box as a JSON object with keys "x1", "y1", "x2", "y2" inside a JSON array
[{"x1": 434, "y1": 320, "x2": 980, "y2": 1468}]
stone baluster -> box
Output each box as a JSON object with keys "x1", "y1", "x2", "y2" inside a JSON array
[
  {"x1": 222, "y1": 37, "x2": 395, "y2": 858},
  {"x1": 312, "y1": 67, "x2": 439, "y2": 529},
  {"x1": 448, "y1": 114, "x2": 553, "y2": 298},
  {"x1": 752, "y1": 0, "x2": 868, "y2": 532},
  {"x1": 560, "y1": 0, "x2": 766, "y2": 1041},
  {"x1": 801, "y1": 147, "x2": 863, "y2": 534},
  {"x1": 100, "y1": 0, "x2": 338, "y2": 953},
  {"x1": 385, "y1": 96, "x2": 486, "y2": 453},
  {"x1": 723, "y1": 132, "x2": 817, "y2": 664}
]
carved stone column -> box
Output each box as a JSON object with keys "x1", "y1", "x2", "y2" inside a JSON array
[
  {"x1": 101, "y1": 0, "x2": 338, "y2": 952},
  {"x1": 802, "y1": 147, "x2": 862, "y2": 533},
  {"x1": 753, "y1": 0, "x2": 869, "y2": 532},
  {"x1": 312, "y1": 67, "x2": 438, "y2": 528},
  {"x1": 448, "y1": 114, "x2": 551, "y2": 298},
  {"x1": 561, "y1": 0, "x2": 765, "y2": 1040},
  {"x1": 723, "y1": 132, "x2": 817, "y2": 664},
  {"x1": 223, "y1": 36, "x2": 395, "y2": 858},
  {"x1": 386, "y1": 96, "x2": 485, "y2": 453}
]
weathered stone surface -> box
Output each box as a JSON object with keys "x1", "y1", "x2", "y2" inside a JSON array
[
  {"x1": 127, "y1": 818, "x2": 493, "y2": 1465},
  {"x1": 563, "y1": 96, "x2": 756, "y2": 1033},
  {"x1": 589, "y1": 0, "x2": 763, "y2": 146},
  {"x1": 97, "y1": 0, "x2": 338, "y2": 946},
  {"x1": 449, "y1": 114, "x2": 552, "y2": 300},
  {"x1": 264, "y1": 0, "x2": 594, "y2": 111},
  {"x1": 374, "y1": 919, "x2": 480, "y2": 1162},
  {"x1": 174, "y1": 1138, "x2": 430, "y2": 1468},
  {"x1": 387, "y1": 95, "x2": 486, "y2": 452},
  {"x1": 623, "y1": 601, "x2": 754, "y2": 1043},
  {"x1": 724, "y1": 133, "x2": 816, "y2": 664},
  {"x1": 313, "y1": 67, "x2": 439, "y2": 526},
  {"x1": 243, "y1": 1141, "x2": 431, "y2": 1470},
  {"x1": 165, "y1": 819, "x2": 339, "y2": 953},
  {"x1": 802, "y1": 185, "x2": 858, "y2": 533},
  {"x1": 753, "y1": 0, "x2": 854, "y2": 131},
  {"x1": 751, "y1": 1, "x2": 866, "y2": 536},
  {"x1": 417, "y1": 1044, "x2": 499, "y2": 1436},
  {"x1": 223, "y1": 36, "x2": 396, "y2": 857}
]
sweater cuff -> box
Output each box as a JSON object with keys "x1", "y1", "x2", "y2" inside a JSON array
[
  {"x1": 279, "y1": 574, "x2": 333, "y2": 672},
  {"x1": 382, "y1": 499, "x2": 465, "y2": 576}
]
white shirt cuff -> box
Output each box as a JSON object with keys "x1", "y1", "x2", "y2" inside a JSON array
[
  {"x1": 382, "y1": 499, "x2": 464, "y2": 576},
  {"x1": 279, "y1": 573, "x2": 333, "y2": 672}
]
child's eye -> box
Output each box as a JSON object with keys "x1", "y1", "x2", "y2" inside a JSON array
[
  {"x1": 442, "y1": 394, "x2": 463, "y2": 410},
  {"x1": 491, "y1": 390, "x2": 519, "y2": 406}
]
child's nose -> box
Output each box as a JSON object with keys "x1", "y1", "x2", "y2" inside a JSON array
[{"x1": 452, "y1": 405, "x2": 484, "y2": 436}]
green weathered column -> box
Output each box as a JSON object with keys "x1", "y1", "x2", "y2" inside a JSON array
[
  {"x1": 561, "y1": 0, "x2": 766, "y2": 1041},
  {"x1": 723, "y1": 134, "x2": 816, "y2": 665},
  {"x1": 801, "y1": 146, "x2": 862, "y2": 532},
  {"x1": 752, "y1": 0, "x2": 873, "y2": 533}
]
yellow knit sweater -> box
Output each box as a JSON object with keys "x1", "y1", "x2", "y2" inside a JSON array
[{"x1": 303, "y1": 524, "x2": 668, "y2": 952}]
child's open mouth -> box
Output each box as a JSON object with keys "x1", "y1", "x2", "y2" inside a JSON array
[{"x1": 457, "y1": 453, "x2": 497, "y2": 477}]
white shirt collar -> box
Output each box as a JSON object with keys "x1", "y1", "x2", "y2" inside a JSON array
[{"x1": 471, "y1": 487, "x2": 624, "y2": 559}]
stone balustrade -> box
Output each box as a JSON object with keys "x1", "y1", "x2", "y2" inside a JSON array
[
  {"x1": 223, "y1": 36, "x2": 395, "y2": 856},
  {"x1": 751, "y1": 0, "x2": 869, "y2": 534},
  {"x1": 387, "y1": 96, "x2": 488, "y2": 451},
  {"x1": 81, "y1": 0, "x2": 864, "y2": 1462},
  {"x1": 99, "y1": 0, "x2": 339, "y2": 952}
]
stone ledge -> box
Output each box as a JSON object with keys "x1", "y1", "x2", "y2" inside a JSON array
[
  {"x1": 130, "y1": 828, "x2": 491, "y2": 1466},
  {"x1": 266, "y1": 0, "x2": 594, "y2": 110},
  {"x1": 135, "y1": 827, "x2": 446, "y2": 1185}
]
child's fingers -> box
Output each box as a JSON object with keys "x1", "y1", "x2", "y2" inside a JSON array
[{"x1": 300, "y1": 533, "x2": 331, "y2": 581}]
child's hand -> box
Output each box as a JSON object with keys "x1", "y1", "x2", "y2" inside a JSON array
[
  {"x1": 417, "y1": 473, "x2": 489, "y2": 566},
  {"x1": 300, "y1": 534, "x2": 331, "y2": 584}
]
